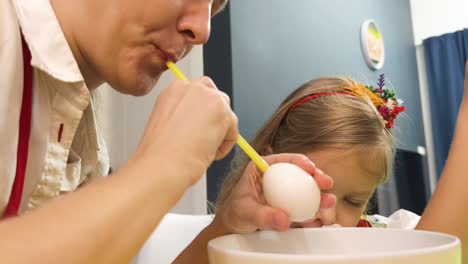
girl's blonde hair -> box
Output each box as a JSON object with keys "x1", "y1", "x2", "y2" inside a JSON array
[{"x1": 216, "y1": 77, "x2": 395, "y2": 209}]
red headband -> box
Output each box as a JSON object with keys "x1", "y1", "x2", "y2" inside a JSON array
[
  {"x1": 288, "y1": 91, "x2": 352, "y2": 113},
  {"x1": 287, "y1": 75, "x2": 405, "y2": 129}
]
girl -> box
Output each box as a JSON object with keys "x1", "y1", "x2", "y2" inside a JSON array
[{"x1": 217, "y1": 76, "x2": 404, "y2": 228}]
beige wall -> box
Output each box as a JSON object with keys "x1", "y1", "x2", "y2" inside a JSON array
[{"x1": 410, "y1": 0, "x2": 468, "y2": 45}]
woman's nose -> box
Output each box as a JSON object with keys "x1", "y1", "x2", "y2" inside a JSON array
[{"x1": 178, "y1": 8, "x2": 211, "y2": 45}]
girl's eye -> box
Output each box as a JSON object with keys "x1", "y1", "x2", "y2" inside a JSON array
[{"x1": 345, "y1": 198, "x2": 365, "y2": 208}]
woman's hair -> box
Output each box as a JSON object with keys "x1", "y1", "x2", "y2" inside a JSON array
[{"x1": 216, "y1": 77, "x2": 396, "y2": 209}]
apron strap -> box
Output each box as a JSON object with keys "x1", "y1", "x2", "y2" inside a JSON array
[{"x1": 2, "y1": 32, "x2": 33, "y2": 218}]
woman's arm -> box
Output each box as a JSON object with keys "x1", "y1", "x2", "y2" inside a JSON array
[
  {"x1": 0, "y1": 154, "x2": 188, "y2": 264},
  {"x1": 416, "y1": 61, "x2": 468, "y2": 263},
  {"x1": 0, "y1": 76, "x2": 239, "y2": 264}
]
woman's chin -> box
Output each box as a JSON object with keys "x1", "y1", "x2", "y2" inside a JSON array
[{"x1": 114, "y1": 73, "x2": 161, "y2": 96}]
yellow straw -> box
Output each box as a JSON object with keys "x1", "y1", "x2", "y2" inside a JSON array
[
  {"x1": 166, "y1": 61, "x2": 189, "y2": 81},
  {"x1": 165, "y1": 61, "x2": 269, "y2": 173},
  {"x1": 236, "y1": 134, "x2": 269, "y2": 173}
]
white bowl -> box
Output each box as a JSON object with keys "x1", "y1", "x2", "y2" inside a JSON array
[{"x1": 208, "y1": 228, "x2": 461, "y2": 264}]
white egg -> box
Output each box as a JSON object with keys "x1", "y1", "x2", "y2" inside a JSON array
[{"x1": 262, "y1": 163, "x2": 321, "y2": 222}]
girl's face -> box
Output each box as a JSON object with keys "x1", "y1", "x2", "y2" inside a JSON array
[{"x1": 293, "y1": 148, "x2": 383, "y2": 228}]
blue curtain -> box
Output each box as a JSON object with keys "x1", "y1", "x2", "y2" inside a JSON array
[{"x1": 423, "y1": 29, "x2": 468, "y2": 177}]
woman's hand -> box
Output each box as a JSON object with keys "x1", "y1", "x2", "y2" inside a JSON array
[{"x1": 131, "y1": 76, "x2": 238, "y2": 189}]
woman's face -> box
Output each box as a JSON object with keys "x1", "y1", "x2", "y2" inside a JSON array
[
  {"x1": 81, "y1": 0, "x2": 226, "y2": 95},
  {"x1": 294, "y1": 148, "x2": 383, "y2": 228}
]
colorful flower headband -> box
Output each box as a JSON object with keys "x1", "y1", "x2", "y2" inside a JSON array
[{"x1": 288, "y1": 74, "x2": 405, "y2": 129}]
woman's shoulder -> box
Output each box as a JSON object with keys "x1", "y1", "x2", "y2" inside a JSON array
[
  {"x1": 0, "y1": 0, "x2": 22, "y2": 90},
  {"x1": 0, "y1": 0, "x2": 20, "y2": 45}
]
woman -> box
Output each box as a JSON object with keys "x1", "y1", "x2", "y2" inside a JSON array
[{"x1": 0, "y1": 0, "x2": 335, "y2": 263}]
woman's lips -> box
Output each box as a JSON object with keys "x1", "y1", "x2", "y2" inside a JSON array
[{"x1": 153, "y1": 44, "x2": 177, "y2": 64}]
